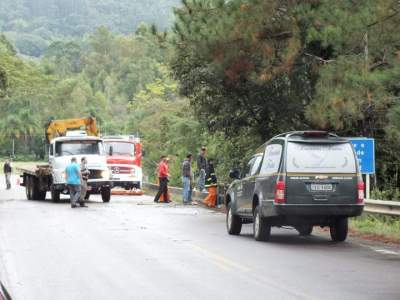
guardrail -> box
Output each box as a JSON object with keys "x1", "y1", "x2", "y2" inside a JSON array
[
  {"x1": 364, "y1": 199, "x2": 400, "y2": 216},
  {"x1": 142, "y1": 182, "x2": 220, "y2": 204},
  {"x1": 143, "y1": 182, "x2": 400, "y2": 216}
]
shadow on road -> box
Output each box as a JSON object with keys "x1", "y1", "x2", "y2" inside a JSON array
[
  {"x1": 28, "y1": 197, "x2": 106, "y2": 205},
  {"x1": 239, "y1": 231, "x2": 347, "y2": 247},
  {"x1": 32, "y1": 199, "x2": 69, "y2": 204}
]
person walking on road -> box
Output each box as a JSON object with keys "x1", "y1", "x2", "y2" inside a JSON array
[
  {"x1": 154, "y1": 156, "x2": 170, "y2": 203},
  {"x1": 65, "y1": 157, "x2": 81, "y2": 208},
  {"x1": 182, "y1": 153, "x2": 193, "y2": 205},
  {"x1": 79, "y1": 157, "x2": 90, "y2": 207},
  {"x1": 197, "y1": 146, "x2": 207, "y2": 192},
  {"x1": 3, "y1": 159, "x2": 12, "y2": 190},
  {"x1": 204, "y1": 159, "x2": 218, "y2": 207}
]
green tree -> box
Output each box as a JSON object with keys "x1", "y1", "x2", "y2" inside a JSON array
[
  {"x1": 171, "y1": 0, "x2": 312, "y2": 140},
  {"x1": 300, "y1": 0, "x2": 400, "y2": 189}
]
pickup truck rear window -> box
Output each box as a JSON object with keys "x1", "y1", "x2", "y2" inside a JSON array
[{"x1": 286, "y1": 142, "x2": 356, "y2": 173}]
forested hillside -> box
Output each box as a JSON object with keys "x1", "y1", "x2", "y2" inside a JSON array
[
  {"x1": 1, "y1": 0, "x2": 400, "y2": 196},
  {"x1": 0, "y1": 0, "x2": 180, "y2": 56}
]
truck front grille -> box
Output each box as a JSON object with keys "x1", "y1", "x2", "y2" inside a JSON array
[
  {"x1": 89, "y1": 170, "x2": 103, "y2": 180},
  {"x1": 110, "y1": 166, "x2": 132, "y2": 174}
]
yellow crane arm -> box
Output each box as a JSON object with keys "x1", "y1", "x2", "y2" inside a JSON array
[{"x1": 46, "y1": 117, "x2": 99, "y2": 142}]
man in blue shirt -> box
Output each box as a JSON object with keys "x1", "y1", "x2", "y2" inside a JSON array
[{"x1": 65, "y1": 157, "x2": 81, "y2": 208}]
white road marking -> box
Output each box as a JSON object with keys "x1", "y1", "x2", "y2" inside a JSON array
[
  {"x1": 359, "y1": 244, "x2": 400, "y2": 256},
  {"x1": 375, "y1": 249, "x2": 400, "y2": 255}
]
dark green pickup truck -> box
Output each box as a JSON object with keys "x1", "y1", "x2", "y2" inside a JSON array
[{"x1": 225, "y1": 131, "x2": 364, "y2": 242}]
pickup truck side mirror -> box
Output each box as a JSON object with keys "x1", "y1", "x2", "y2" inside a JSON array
[{"x1": 229, "y1": 169, "x2": 240, "y2": 179}]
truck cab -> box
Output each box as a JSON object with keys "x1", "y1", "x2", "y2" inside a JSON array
[
  {"x1": 49, "y1": 134, "x2": 111, "y2": 202},
  {"x1": 103, "y1": 136, "x2": 143, "y2": 190}
]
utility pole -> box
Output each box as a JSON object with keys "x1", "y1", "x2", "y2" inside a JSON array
[{"x1": 364, "y1": 31, "x2": 371, "y2": 199}]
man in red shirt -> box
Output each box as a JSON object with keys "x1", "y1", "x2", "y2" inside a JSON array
[{"x1": 154, "y1": 156, "x2": 171, "y2": 203}]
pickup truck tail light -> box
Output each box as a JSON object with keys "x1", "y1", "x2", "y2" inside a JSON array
[
  {"x1": 274, "y1": 180, "x2": 286, "y2": 204},
  {"x1": 357, "y1": 181, "x2": 365, "y2": 204}
]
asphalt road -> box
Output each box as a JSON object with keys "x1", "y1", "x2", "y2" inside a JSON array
[{"x1": 0, "y1": 177, "x2": 399, "y2": 300}]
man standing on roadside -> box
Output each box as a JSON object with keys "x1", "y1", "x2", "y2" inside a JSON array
[
  {"x1": 154, "y1": 155, "x2": 170, "y2": 203},
  {"x1": 197, "y1": 146, "x2": 207, "y2": 192},
  {"x1": 204, "y1": 159, "x2": 218, "y2": 207},
  {"x1": 182, "y1": 153, "x2": 193, "y2": 205},
  {"x1": 79, "y1": 157, "x2": 90, "y2": 207},
  {"x1": 65, "y1": 157, "x2": 81, "y2": 208},
  {"x1": 3, "y1": 159, "x2": 12, "y2": 190}
]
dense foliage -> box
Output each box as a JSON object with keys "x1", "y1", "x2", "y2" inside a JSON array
[
  {"x1": 0, "y1": 0, "x2": 180, "y2": 57},
  {"x1": 171, "y1": 0, "x2": 400, "y2": 193}
]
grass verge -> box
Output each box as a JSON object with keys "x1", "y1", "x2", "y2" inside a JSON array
[{"x1": 350, "y1": 214, "x2": 400, "y2": 243}]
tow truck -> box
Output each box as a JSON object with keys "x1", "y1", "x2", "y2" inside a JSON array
[{"x1": 19, "y1": 117, "x2": 112, "y2": 202}]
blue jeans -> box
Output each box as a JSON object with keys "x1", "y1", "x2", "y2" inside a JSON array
[
  {"x1": 68, "y1": 184, "x2": 81, "y2": 206},
  {"x1": 182, "y1": 176, "x2": 191, "y2": 203},
  {"x1": 197, "y1": 169, "x2": 206, "y2": 191}
]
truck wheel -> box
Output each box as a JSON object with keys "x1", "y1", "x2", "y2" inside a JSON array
[
  {"x1": 253, "y1": 205, "x2": 271, "y2": 241},
  {"x1": 32, "y1": 178, "x2": 46, "y2": 201},
  {"x1": 330, "y1": 218, "x2": 348, "y2": 242},
  {"x1": 296, "y1": 225, "x2": 313, "y2": 236},
  {"x1": 51, "y1": 187, "x2": 60, "y2": 203},
  {"x1": 226, "y1": 202, "x2": 242, "y2": 235},
  {"x1": 37, "y1": 191, "x2": 47, "y2": 201},
  {"x1": 101, "y1": 187, "x2": 111, "y2": 203},
  {"x1": 26, "y1": 176, "x2": 33, "y2": 200}
]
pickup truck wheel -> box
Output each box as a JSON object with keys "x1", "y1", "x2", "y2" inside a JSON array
[
  {"x1": 253, "y1": 205, "x2": 271, "y2": 241},
  {"x1": 101, "y1": 187, "x2": 111, "y2": 203},
  {"x1": 51, "y1": 187, "x2": 60, "y2": 203},
  {"x1": 26, "y1": 177, "x2": 33, "y2": 200},
  {"x1": 296, "y1": 225, "x2": 313, "y2": 236},
  {"x1": 330, "y1": 218, "x2": 348, "y2": 242},
  {"x1": 226, "y1": 202, "x2": 242, "y2": 235}
]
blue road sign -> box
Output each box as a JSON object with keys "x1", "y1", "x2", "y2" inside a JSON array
[{"x1": 349, "y1": 138, "x2": 375, "y2": 174}]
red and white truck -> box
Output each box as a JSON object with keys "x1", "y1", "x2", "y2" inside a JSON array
[{"x1": 103, "y1": 136, "x2": 143, "y2": 190}]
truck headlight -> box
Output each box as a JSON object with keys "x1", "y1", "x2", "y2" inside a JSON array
[{"x1": 101, "y1": 170, "x2": 110, "y2": 179}]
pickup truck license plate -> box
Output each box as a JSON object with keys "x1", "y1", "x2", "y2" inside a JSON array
[{"x1": 310, "y1": 183, "x2": 333, "y2": 191}]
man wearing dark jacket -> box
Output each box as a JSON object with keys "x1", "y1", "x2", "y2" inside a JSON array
[
  {"x1": 204, "y1": 159, "x2": 218, "y2": 207},
  {"x1": 3, "y1": 159, "x2": 12, "y2": 189}
]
